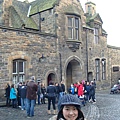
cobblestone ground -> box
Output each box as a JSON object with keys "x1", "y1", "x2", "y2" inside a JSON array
[
  {"x1": 96, "y1": 91, "x2": 120, "y2": 120},
  {"x1": 0, "y1": 103, "x2": 89, "y2": 120},
  {"x1": 0, "y1": 100, "x2": 89, "y2": 120},
  {"x1": 0, "y1": 89, "x2": 120, "y2": 120}
]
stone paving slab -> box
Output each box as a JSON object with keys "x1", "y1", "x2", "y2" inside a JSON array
[{"x1": 0, "y1": 102, "x2": 93, "y2": 120}]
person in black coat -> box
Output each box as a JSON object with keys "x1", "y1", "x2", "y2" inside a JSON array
[
  {"x1": 47, "y1": 81, "x2": 56, "y2": 115},
  {"x1": 89, "y1": 81, "x2": 96, "y2": 103},
  {"x1": 55, "y1": 82, "x2": 62, "y2": 103},
  {"x1": 5, "y1": 83, "x2": 11, "y2": 106},
  {"x1": 41, "y1": 83, "x2": 46, "y2": 104},
  {"x1": 20, "y1": 82, "x2": 27, "y2": 110}
]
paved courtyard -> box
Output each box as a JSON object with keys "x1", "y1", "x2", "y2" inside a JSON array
[{"x1": 0, "y1": 89, "x2": 120, "y2": 120}]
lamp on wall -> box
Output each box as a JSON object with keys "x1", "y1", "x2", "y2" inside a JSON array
[
  {"x1": 101, "y1": 59, "x2": 106, "y2": 65},
  {"x1": 39, "y1": 54, "x2": 46, "y2": 62}
]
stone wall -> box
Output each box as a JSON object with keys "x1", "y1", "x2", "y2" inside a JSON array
[
  {"x1": 0, "y1": 26, "x2": 59, "y2": 101},
  {"x1": 108, "y1": 45, "x2": 120, "y2": 86}
]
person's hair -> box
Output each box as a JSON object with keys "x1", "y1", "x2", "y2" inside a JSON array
[
  {"x1": 49, "y1": 81, "x2": 54, "y2": 85},
  {"x1": 11, "y1": 84, "x2": 14, "y2": 88},
  {"x1": 56, "y1": 105, "x2": 84, "y2": 120}
]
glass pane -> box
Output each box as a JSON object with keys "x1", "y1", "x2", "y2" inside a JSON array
[
  {"x1": 19, "y1": 75, "x2": 24, "y2": 82},
  {"x1": 68, "y1": 28, "x2": 73, "y2": 38},
  {"x1": 19, "y1": 61, "x2": 24, "y2": 73},
  {"x1": 68, "y1": 17, "x2": 72, "y2": 26},
  {"x1": 95, "y1": 28, "x2": 98, "y2": 35},
  {"x1": 75, "y1": 18, "x2": 79, "y2": 28},
  {"x1": 75, "y1": 29, "x2": 78, "y2": 40},
  {"x1": 13, "y1": 61, "x2": 17, "y2": 73},
  {"x1": 13, "y1": 75, "x2": 18, "y2": 85}
]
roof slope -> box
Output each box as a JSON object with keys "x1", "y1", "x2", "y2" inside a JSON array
[
  {"x1": 29, "y1": 0, "x2": 58, "y2": 16},
  {"x1": 9, "y1": 0, "x2": 38, "y2": 29}
]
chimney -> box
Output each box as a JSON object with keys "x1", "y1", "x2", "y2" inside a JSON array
[
  {"x1": 85, "y1": 1, "x2": 96, "y2": 16},
  {"x1": 2, "y1": 0, "x2": 13, "y2": 26}
]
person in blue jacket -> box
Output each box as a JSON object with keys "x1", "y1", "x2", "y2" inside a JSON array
[{"x1": 10, "y1": 84, "x2": 17, "y2": 108}]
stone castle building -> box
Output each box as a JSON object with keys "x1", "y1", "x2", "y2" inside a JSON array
[{"x1": 0, "y1": 0, "x2": 120, "y2": 101}]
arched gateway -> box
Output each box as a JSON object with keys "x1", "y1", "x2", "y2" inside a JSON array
[{"x1": 64, "y1": 56, "x2": 83, "y2": 91}]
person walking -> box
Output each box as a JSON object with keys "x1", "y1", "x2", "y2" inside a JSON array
[
  {"x1": 47, "y1": 81, "x2": 56, "y2": 115},
  {"x1": 26, "y1": 76, "x2": 38, "y2": 118}
]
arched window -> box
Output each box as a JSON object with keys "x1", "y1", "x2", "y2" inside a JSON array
[
  {"x1": 102, "y1": 59, "x2": 106, "y2": 80},
  {"x1": 12, "y1": 59, "x2": 26, "y2": 84},
  {"x1": 95, "y1": 59, "x2": 100, "y2": 80}
]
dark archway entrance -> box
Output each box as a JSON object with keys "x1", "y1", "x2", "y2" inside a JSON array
[
  {"x1": 66, "y1": 59, "x2": 81, "y2": 91},
  {"x1": 47, "y1": 73, "x2": 55, "y2": 86}
]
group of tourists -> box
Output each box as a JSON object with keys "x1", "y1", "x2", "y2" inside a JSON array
[
  {"x1": 68, "y1": 79, "x2": 96, "y2": 105},
  {"x1": 4, "y1": 77, "x2": 96, "y2": 120}
]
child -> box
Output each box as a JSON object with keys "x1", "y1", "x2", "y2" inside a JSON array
[{"x1": 79, "y1": 95, "x2": 85, "y2": 106}]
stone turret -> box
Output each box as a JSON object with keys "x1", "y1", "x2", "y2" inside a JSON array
[
  {"x1": 2, "y1": 0, "x2": 12, "y2": 26},
  {"x1": 85, "y1": 0, "x2": 96, "y2": 16}
]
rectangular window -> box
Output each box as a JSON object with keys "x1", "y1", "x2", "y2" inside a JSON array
[
  {"x1": 12, "y1": 60, "x2": 25, "y2": 83},
  {"x1": 94, "y1": 28, "x2": 99, "y2": 44},
  {"x1": 95, "y1": 59, "x2": 100, "y2": 80},
  {"x1": 13, "y1": 61, "x2": 17, "y2": 73},
  {"x1": 19, "y1": 61, "x2": 24, "y2": 73},
  {"x1": 67, "y1": 16, "x2": 79, "y2": 40},
  {"x1": 113, "y1": 66, "x2": 119, "y2": 72},
  {"x1": 102, "y1": 59, "x2": 106, "y2": 80}
]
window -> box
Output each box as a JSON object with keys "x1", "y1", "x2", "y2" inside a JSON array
[
  {"x1": 113, "y1": 66, "x2": 119, "y2": 72},
  {"x1": 94, "y1": 28, "x2": 99, "y2": 44},
  {"x1": 95, "y1": 59, "x2": 100, "y2": 80},
  {"x1": 102, "y1": 59, "x2": 106, "y2": 80},
  {"x1": 67, "y1": 16, "x2": 79, "y2": 40},
  {"x1": 13, "y1": 59, "x2": 26, "y2": 84}
]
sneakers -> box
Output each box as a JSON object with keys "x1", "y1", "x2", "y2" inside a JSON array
[{"x1": 27, "y1": 116, "x2": 31, "y2": 118}]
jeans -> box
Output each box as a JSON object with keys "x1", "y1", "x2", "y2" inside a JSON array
[
  {"x1": 21, "y1": 98, "x2": 26, "y2": 110},
  {"x1": 11, "y1": 99, "x2": 17, "y2": 108},
  {"x1": 26, "y1": 98, "x2": 35, "y2": 117},
  {"x1": 37, "y1": 94, "x2": 41, "y2": 105},
  {"x1": 59, "y1": 92, "x2": 64, "y2": 99}
]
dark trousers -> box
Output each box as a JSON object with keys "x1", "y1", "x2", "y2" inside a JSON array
[
  {"x1": 6, "y1": 97, "x2": 11, "y2": 106},
  {"x1": 89, "y1": 92, "x2": 95, "y2": 102},
  {"x1": 48, "y1": 96, "x2": 56, "y2": 110},
  {"x1": 41, "y1": 95, "x2": 46, "y2": 104}
]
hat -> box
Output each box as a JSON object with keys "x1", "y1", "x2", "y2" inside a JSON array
[
  {"x1": 58, "y1": 94, "x2": 81, "y2": 110},
  {"x1": 57, "y1": 94, "x2": 84, "y2": 120}
]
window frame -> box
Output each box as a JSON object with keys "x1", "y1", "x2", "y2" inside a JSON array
[
  {"x1": 94, "y1": 28, "x2": 99, "y2": 44},
  {"x1": 101, "y1": 59, "x2": 106, "y2": 80},
  {"x1": 67, "y1": 15, "x2": 80, "y2": 40},
  {"x1": 95, "y1": 59, "x2": 100, "y2": 81},
  {"x1": 12, "y1": 59, "x2": 26, "y2": 84}
]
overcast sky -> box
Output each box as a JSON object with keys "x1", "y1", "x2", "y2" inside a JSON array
[{"x1": 19, "y1": 0, "x2": 120, "y2": 47}]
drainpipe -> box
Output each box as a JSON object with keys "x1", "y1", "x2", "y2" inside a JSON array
[
  {"x1": 59, "y1": 53, "x2": 62, "y2": 81},
  {"x1": 86, "y1": 29, "x2": 89, "y2": 81}
]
